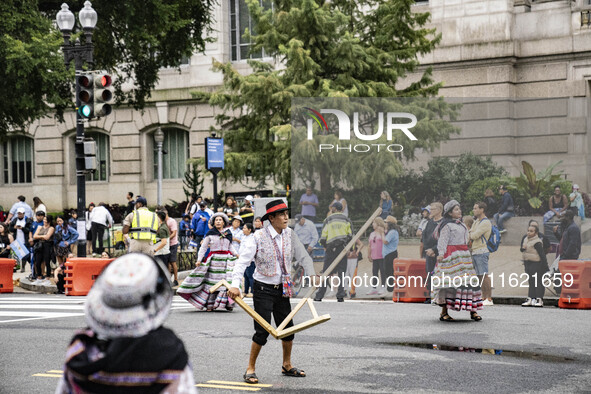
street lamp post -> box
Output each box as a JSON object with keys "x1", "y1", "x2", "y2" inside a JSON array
[
  {"x1": 154, "y1": 128, "x2": 165, "y2": 206},
  {"x1": 57, "y1": 1, "x2": 97, "y2": 258}
]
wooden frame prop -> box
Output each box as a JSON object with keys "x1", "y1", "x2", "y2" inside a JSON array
[{"x1": 210, "y1": 207, "x2": 382, "y2": 339}]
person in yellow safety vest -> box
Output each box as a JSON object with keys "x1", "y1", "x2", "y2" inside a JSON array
[{"x1": 122, "y1": 196, "x2": 158, "y2": 256}]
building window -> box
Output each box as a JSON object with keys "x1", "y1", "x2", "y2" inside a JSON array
[
  {"x1": 230, "y1": 0, "x2": 273, "y2": 61},
  {"x1": 161, "y1": 55, "x2": 190, "y2": 69},
  {"x1": 85, "y1": 132, "x2": 109, "y2": 182},
  {"x1": 153, "y1": 128, "x2": 189, "y2": 179},
  {"x1": 2, "y1": 136, "x2": 33, "y2": 184}
]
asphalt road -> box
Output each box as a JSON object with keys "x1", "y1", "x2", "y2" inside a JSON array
[{"x1": 1, "y1": 294, "x2": 590, "y2": 393}]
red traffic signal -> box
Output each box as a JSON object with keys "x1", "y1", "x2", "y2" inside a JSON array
[{"x1": 94, "y1": 73, "x2": 113, "y2": 117}]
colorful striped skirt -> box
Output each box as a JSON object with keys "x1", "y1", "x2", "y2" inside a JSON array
[
  {"x1": 177, "y1": 250, "x2": 236, "y2": 311},
  {"x1": 431, "y1": 245, "x2": 483, "y2": 312}
]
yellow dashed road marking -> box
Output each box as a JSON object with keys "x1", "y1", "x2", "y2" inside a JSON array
[
  {"x1": 32, "y1": 373, "x2": 62, "y2": 378},
  {"x1": 207, "y1": 380, "x2": 272, "y2": 387},
  {"x1": 196, "y1": 383, "x2": 261, "y2": 391}
]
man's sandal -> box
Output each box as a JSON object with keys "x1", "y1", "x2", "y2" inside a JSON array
[
  {"x1": 282, "y1": 366, "x2": 306, "y2": 377},
  {"x1": 439, "y1": 312, "x2": 454, "y2": 322},
  {"x1": 470, "y1": 312, "x2": 482, "y2": 321},
  {"x1": 243, "y1": 371, "x2": 259, "y2": 384}
]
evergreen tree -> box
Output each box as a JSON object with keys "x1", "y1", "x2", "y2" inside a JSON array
[
  {"x1": 183, "y1": 163, "x2": 205, "y2": 200},
  {"x1": 197, "y1": 0, "x2": 458, "y2": 193}
]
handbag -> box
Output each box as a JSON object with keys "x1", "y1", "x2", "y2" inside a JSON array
[{"x1": 33, "y1": 241, "x2": 43, "y2": 253}]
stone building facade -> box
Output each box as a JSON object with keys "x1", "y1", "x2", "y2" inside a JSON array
[
  {"x1": 409, "y1": 0, "x2": 591, "y2": 190},
  {"x1": 3, "y1": 0, "x2": 591, "y2": 212}
]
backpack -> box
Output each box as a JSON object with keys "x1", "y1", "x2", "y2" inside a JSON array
[{"x1": 481, "y1": 218, "x2": 501, "y2": 253}]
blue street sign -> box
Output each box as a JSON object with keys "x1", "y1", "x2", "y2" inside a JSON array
[{"x1": 206, "y1": 137, "x2": 224, "y2": 170}]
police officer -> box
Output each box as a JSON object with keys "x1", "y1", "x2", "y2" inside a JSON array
[
  {"x1": 122, "y1": 196, "x2": 158, "y2": 256},
  {"x1": 314, "y1": 202, "x2": 352, "y2": 302}
]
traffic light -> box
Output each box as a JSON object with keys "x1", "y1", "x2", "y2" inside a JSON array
[
  {"x1": 77, "y1": 72, "x2": 94, "y2": 118},
  {"x1": 94, "y1": 73, "x2": 113, "y2": 117}
]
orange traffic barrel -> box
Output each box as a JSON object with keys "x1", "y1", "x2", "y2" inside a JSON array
[
  {"x1": 393, "y1": 258, "x2": 428, "y2": 303},
  {"x1": 65, "y1": 257, "x2": 114, "y2": 296},
  {"x1": 0, "y1": 258, "x2": 16, "y2": 293},
  {"x1": 558, "y1": 260, "x2": 591, "y2": 310}
]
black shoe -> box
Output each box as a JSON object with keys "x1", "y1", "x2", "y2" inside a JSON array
[
  {"x1": 173, "y1": 280, "x2": 179, "y2": 286},
  {"x1": 424, "y1": 299, "x2": 431, "y2": 304},
  {"x1": 337, "y1": 298, "x2": 344, "y2": 302},
  {"x1": 313, "y1": 298, "x2": 322, "y2": 302}
]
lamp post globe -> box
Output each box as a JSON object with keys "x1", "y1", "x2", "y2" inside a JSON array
[
  {"x1": 79, "y1": 1, "x2": 98, "y2": 30},
  {"x1": 154, "y1": 128, "x2": 165, "y2": 144},
  {"x1": 56, "y1": 3, "x2": 75, "y2": 33}
]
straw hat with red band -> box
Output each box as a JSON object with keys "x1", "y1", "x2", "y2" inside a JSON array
[{"x1": 261, "y1": 199, "x2": 289, "y2": 222}]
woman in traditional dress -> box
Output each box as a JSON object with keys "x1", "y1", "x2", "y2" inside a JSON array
[
  {"x1": 177, "y1": 212, "x2": 238, "y2": 311},
  {"x1": 433, "y1": 200, "x2": 483, "y2": 321}
]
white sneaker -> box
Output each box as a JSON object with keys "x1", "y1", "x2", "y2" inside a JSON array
[
  {"x1": 499, "y1": 229, "x2": 507, "y2": 234},
  {"x1": 483, "y1": 299, "x2": 494, "y2": 306},
  {"x1": 533, "y1": 298, "x2": 544, "y2": 307},
  {"x1": 42, "y1": 279, "x2": 52, "y2": 286},
  {"x1": 367, "y1": 289, "x2": 379, "y2": 295},
  {"x1": 521, "y1": 297, "x2": 533, "y2": 307}
]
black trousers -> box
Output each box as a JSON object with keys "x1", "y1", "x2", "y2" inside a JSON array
[
  {"x1": 315, "y1": 242, "x2": 347, "y2": 300},
  {"x1": 524, "y1": 260, "x2": 549, "y2": 299},
  {"x1": 91, "y1": 222, "x2": 107, "y2": 254},
  {"x1": 252, "y1": 280, "x2": 294, "y2": 346},
  {"x1": 34, "y1": 242, "x2": 52, "y2": 278},
  {"x1": 383, "y1": 251, "x2": 398, "y2": 292}
]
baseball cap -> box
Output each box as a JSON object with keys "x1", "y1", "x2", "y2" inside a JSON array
[
  {"x1": 136, "y1": 196, "x2": 148, "y2": 206},
  {"x1": 332, "y1": 202, "x2": 343, "y2": 211},
  {"x1": 17, "y1": 207, "x2": 25, "y2": 214}
]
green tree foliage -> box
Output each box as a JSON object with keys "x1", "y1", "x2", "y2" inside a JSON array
[
  {"x1": 1, "y1": 0, "x2": 216, "y2": 135},
  {"x1": 0, "y1": 0, "x2": 72, "y2": 136},
  {"x1": 183, "y1": 163, "x2": 205, "y2": 200},
  {"x1": 197, "y1": 0, "x2": 458, "y2": 192},
  {"x1": 406, "y1": 153, "x2": 508, "y2": 207}
]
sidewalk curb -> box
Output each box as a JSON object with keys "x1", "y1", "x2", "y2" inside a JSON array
[{"x1": 19, "y1": 277, "x2": 58, "y2": 294}]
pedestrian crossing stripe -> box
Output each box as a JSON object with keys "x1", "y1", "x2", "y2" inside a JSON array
[{"x1": 0, "y1": 296, "x2": 193, "y2": 323}]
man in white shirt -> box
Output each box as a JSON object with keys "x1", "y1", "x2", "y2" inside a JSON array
[
  {"x1": 5, "y1": 196, "x2": 33, "y2": 224},
  {"x1": 89, "y1": 203, "x2": 113, "y2": 255},
  {"x1": 229, "y1": 200, "x2": 314, "y2": 385},
  {"x1": 294, "y1": 214, "x2": 318, "y2": 255}
]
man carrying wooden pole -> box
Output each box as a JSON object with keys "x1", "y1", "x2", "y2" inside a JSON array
[{"x1": 228, "y1": 199, "x2": 313, "y2": 385}]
